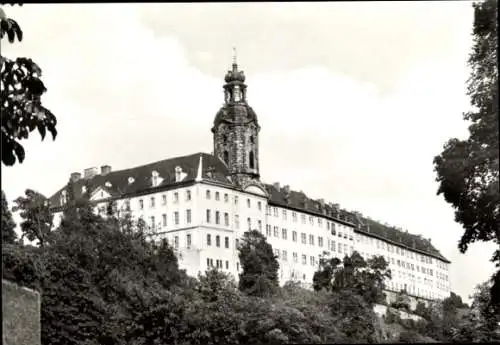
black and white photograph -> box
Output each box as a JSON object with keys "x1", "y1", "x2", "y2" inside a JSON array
[{"x1": 1, "y1": 1, "x2": 499, "y2": 344}]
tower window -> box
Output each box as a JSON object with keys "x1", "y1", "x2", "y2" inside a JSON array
[
  {"x1": 250, "y1": 135, "x2": 254, "y2": 144},
  {"x1": 224, "y1": 150, "x2": 229, "y2": 164},
  {"x1": 223, "y1": 135, "x2": 228, "y2": 144},
  {"x1": 249, "y1": 151, "x2": 255, "y2": 169}
]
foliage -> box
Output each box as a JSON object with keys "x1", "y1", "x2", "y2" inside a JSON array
[
  {"x1": 2, "y1": 189, "x2": 17, "y2": 244},
  {"x1": 398, "y1": 330, "x2": 425, "y2": 343},
  {"x1": 12, "y1": 189, "x2": 52, "y2": 247},
  {"x1": 313, "y1": 251, "x2": 391, "y2": 306},
  {"x1": 434, "y1": 0, "x2": 499, "y2": 310},
  {"x1": 238, "y1": 229, "x2": 280, "y2": 297},
  {"x1": 1, "y1": 5, "x2": 57, "y2": 166},
  {"x1": 391, "y1": 290, "x2": 411, "y2": 312}
]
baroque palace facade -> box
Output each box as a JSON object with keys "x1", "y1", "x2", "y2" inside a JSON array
[{"x1": 49, "y1": 61, "x2": 451, "y2": 304}]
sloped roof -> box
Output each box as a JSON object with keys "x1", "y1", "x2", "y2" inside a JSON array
[
  {"x1": 263, "y1": 183, "x2": 450, "y2": 263},
  {"x1": 49, "y1": 152, "x2": 233, "y2": 207}
]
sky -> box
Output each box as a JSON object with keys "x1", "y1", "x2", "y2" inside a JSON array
[{"x1": 1, "y1": 2, "x2": 496, "y2": 302}]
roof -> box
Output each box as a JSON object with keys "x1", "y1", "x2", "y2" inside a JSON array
[
  {"x1": 48, "y1": 152, "x2": 233, "y2": 207},
  {"x1": 263, "y1": 182, "x2": 450, "y2": 264},
  {"x1": 213, "y1": 103, "x2": 259, "y2": 129},
  {"x1": 49, "y1": 152, "x2": 449, "y2": 263}
]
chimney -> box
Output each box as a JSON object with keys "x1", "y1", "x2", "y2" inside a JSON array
[
  {"x1": 101, "y1": 165, "x2": 112, "y2": 175},
  {"x1": 273, "y1": 182, "x2": 280, "y2": 192},
  {"x1": 83, "y1": 167, "x2": 99, "y2": 179},
  {"x1": 70, "y1": 172, "x2": 81, "y2": 182}
]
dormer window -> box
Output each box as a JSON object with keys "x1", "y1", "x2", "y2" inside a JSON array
[
  {"x1": 82, "y1": 186, "x2": 87, "y2": 194},
  {"x1": 233, "y1": 85, "x2": 241, "y2": 102},
  {"x1": 128, "y1": 177, "x2": 135, "y2": 184},
  {"x1": 152, "y1": 171, "x2": 159, "y2": 187},
  {"x1": 105, "y1": 181, "x2": 112, "y2": 188}
]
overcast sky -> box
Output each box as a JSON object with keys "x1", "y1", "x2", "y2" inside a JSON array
[{"x1": 2, "y1": 2, "x2": 495, "y2": 302}]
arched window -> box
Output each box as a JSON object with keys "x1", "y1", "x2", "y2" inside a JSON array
[
  {"x1": 224, "y1": 150, "x2": 229, "y2": 164},
  {"x1": 250, "y1": 135, "x2": 254, "y2": 144},
  {"x1": 223, "y1": 134, "x2": 228, "y2": 144},
  {"x1": 249, "y1": 151, "x2": 255, "y2": 169}
]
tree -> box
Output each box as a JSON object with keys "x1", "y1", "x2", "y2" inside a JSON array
[
  {"x1": 238, "y1": 229, "x2": 280, "y2": 297},
  {"x1": 2, "y1": 189, "x2": 17, "y2": 244},
  {"x1": 313, "y1": 251, "x2": 391, "y2": 306},
  {"x1": 12, "y1": 189, "x2": 52, "y2": 247},
  {"x1": 433, "y1": 0, "x2": 499, "y2": 309},
  {"x1": 1, "y1": 5, "x2": 58, "y2": 166},
  {"x1": 391, "y1": 289, "x2": 411, "y2": 312}
]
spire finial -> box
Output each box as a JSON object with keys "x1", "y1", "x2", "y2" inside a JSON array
[{"x1": 232, "y1": 46, "x2": 237, "y2": 66}]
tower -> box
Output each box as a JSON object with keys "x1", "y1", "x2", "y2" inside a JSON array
[{"x1": 212, "y1": 52, "x2": 260, "y2": 187}]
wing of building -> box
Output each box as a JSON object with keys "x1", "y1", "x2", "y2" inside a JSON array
[{"x1": 49, "y1": 59, "x2": 451, "y2": 305}]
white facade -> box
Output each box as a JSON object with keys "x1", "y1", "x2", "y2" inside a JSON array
[{"x1": 52, "y1": 178, "x2": 450, "y2": 302}]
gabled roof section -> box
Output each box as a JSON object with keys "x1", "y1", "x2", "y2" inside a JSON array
[{"x1": 49, "y1": 152, "x2": 233, "y2": 207}]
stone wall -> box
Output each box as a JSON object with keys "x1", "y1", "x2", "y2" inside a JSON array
[{"x1": 2, "y1": 279, "x2": 41, "y2": 345}]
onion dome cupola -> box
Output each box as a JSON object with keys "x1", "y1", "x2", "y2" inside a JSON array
[{"x1": 212, "y1": 49, "x2": 261, "y2": 187}]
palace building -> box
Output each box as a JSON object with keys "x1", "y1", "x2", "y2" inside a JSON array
[{"x1": 49, "y1": 60, "x2": 451, "y2": 305}]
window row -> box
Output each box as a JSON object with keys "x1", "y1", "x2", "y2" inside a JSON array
[
  {"x1": 206, "y1": 234, "x2": 231, "y2": 249},
  {"x1": 205, "y1": 210, "x2": 262, "y2": 231},
  {"x1": 265, "y1": 226, "x2": 330, "y2": 247},
  {"x1": 206, "y1": 258, "x2": 230, "y2": 270},
  {"x1": 205, "y1": 190, "x2": 263, "y2": 210},
  {"x1": 265, "y1": 206, "x2": 352, "y2": 234},
  {"x1": 273, "y1": 249, "x2": 320, "y2": 267},
  {"x1": 165, "y1": 233, "x2": 191, "y2": 249},
  {"x1": 141, "y1": 209, "x2": 192, "y2": 230},
  {"x1": 137, "y1": 190, "x2": 192, "y2": 210}
]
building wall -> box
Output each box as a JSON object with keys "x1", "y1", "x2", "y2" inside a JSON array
[{"x1": 51, "y1": 181, "x2": 450, "y2": 302}]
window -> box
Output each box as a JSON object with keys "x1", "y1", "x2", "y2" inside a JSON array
[
  {"x1": 274, "y1": 249, "x2": 280, "y2": 258},
  {"x1": 125, "y1": 200, "x2": 131, "y2": 211},
  {"x1": 318, "y1": 236, "x2": 324, "y2": 247},
  {"x1": 266, "y1": 225, "x2": 272, "y2": 237},
  {"x1": 174, "y1": 211, "x2": 179, "y2": 225},
  {"x1": 250, "y1": 135, "x2": 254, "y2": 144},
  {"x1": 186, "y1": 209, "x2": 192, "y2": 224},
  {"x1": 216, "y1": 235, "x2": 220, "y2": 247},
  {"x1": 257, "y1": 201, "x2": 262, "y2": 210},
  {"x1": 282, "y1": 228, "x2": 287, "y2": 240},
  {"x1": 162, "y1": 214, "x2": 167, "y2": 227},
  {"x1": 249, "y1": 151, "x2": 255, "y2": 169},
  {"x1": 318, "y1": 218, "x2": 322, "y2": 227},
  {"x1": 186, "y1": 234, "x2": 191, "y2": 248},
  {"x1": 223, "y1": 150, "x2": 229, "y2": 164},
  {"x1": 224, "y1": 193, "x2": 229, "y2": 203},
  {"x1": 282, "y1": 210, "x2": 287, "y2": 220},
  {"x1": 186, "y1": 190, "x2": 191, "y2": 201},
  {"x1": 282, "y1": 250, "x2": 287, "y2": 261},
  {"x1": 215, "y1": 192, "x2": 220, "y2": 201},
  {"x1": 331, "y1": 223, "x2": 336, "y2": 235},
  {"x1": 292, "y1": 212, "x2": 297, "y2": 222},
  {"x1": 258, "y1": 220, "x2": 262, "y2": 231},
  {"x1": 236, "y1": 239, "x2": 239, "y2": 248},
  {"x1": 215, "y1": 211, "x2": 220, "y2": 225},
  {"x1": 266, "y1": 206, "x2": 271, "y2": 215},
  {"x1": 273, "y1": 207, "x2": 278, "y2": 217},
  {"x1": 225, "y1": 260, "x2": 229, "y2": 270},
  {"x1": 174, "y1": 236, "x2": 179, "y2": 249},
  {"x1": 302, "y1": 254, "x2": 307, "y2": 265},
  {"x1": 301, "y1": 214, "x2": 306, "y2": 224},
  {"x1": 247, "y1": 217, "x2": 251, "y2": 229},
  {"x1": 327, "y1": 222, "x2": 330, "y2": 230},
  {"x1": 247, "y1": 198, "x2": 251, "y2": 208},
  {"x1": 338, "y1": 230, "x2": 342, "y2": 238},
  {"x1": 139, "y1": 199, "x2": 144, "y2": 210},
  {"x1": 309, "y1": 216, "x2": 314, "y2": 225},
  {"x1": 234, "y1": 195, "x2": 238, "y2": 205},
  {"x1": 207, "y1": 258, "x2": 212, "y2": 268},
  {"x1": 301, "y1": 233, "x2": 306, "y2": 244},
  {"x1": 173, "y1": 192, "x2": 179, "y2": 204},
  {"x1": 310, "y1": 256, "x2": 315, "y2": 266},
  {"x1": 309, "y1": 234, "x2": 315, "y2": 246},
  {"x1": 292, "y1": 231, "x2": 297, "y2": 242},
  {"x1": 293, "y1": 252, "x2": 298, "y2": 262},
  {"x1": 206, "y1": 190, "x2": 211, "y2": 199},
  {"x1": 162, "y1": 194, "x2": 167, "y2": 205},
  {"x1": 150, "y1": 216, "x2": 155, "y2": 230},
  {"x1": 224, "y1": 213, "x2": 229, "y2": 226},
  {"x1": 150, "y1": 197, "x2": 155, "y2": 208},
  {"x1": 206, "y1": 209, "x2": 211, "y2": 223},
  {"x1": 338, "y1": 243, "x2": 342, "y2": 253},
  {"x1": 235, "y1": 215, "x2": 240, "y2": 229},
  {"x1": 274, "y1": 226, "x2": 279, "y2": 238}
]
